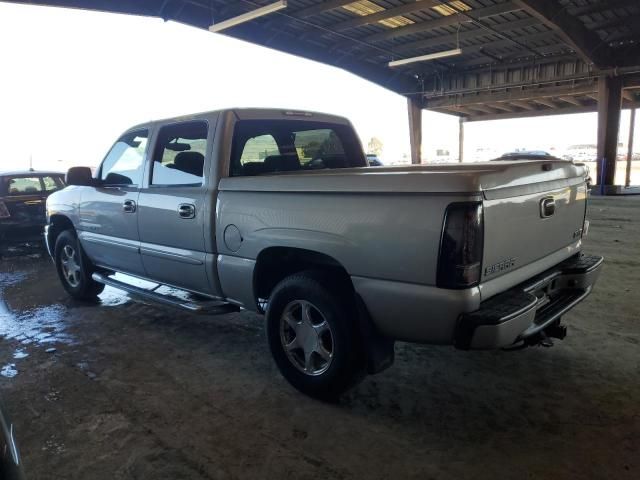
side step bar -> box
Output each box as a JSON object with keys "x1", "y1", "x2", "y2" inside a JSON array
[{"x1": 92, "y1": 272, "x2": 240, "y2": 315}]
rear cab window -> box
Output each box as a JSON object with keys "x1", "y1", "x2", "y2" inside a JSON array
[{"x1": 230, "y1": 120, "x2": 365, "y2": 176}]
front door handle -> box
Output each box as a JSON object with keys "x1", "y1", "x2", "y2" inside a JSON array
[
  {"x1": 178, "y1": 203, "x2": 195, "y2": 219},
  {"x1": 123, "y1": 199, "x2": 137, "y2": 213}
]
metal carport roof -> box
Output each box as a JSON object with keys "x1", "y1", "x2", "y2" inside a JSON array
[
  {"x1": 4, "y1": 0, "x2": 640, "y2": 189},
  {"x1": 6, "y1": 0, "x2": 640, "y2": 120}
]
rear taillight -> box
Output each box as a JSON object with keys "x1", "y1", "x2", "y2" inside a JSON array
[
  {"x1": 0, "y1": 201, "x2": 10, "y2": 219},
  {"x1": 437, "y1": 202, "x2": 484, "y2": 289}
]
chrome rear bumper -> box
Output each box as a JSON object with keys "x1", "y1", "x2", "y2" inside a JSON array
[{"x1": 455, "y1": 253, "x2": 603, "y2": 349}]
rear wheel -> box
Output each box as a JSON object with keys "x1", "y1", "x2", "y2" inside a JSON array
[
  {"x1": 54, "y1": 230, "x2": 104, "y2": 300},
  {"x1": 266, "y1": 273, "x2": 365, "y2": 400}
]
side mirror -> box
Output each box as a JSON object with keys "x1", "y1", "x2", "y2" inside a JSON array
[{"x1": 66, "y1": 167, "x2": 95, "y2": 186}]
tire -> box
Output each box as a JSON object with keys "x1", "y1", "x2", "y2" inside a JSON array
[
  {"x1": 266, "y1": 272, "x2": 365, "y2": 400},
  {"x1": 54, "y1": 230, "x2": 105, "y2": 300}
]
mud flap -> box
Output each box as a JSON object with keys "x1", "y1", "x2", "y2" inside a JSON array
[{"x1": 354, "y1": 294, "x2": 395, "y2": 374}]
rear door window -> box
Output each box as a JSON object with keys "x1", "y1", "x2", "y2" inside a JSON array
[
  {"x1": 100, "y1": 130, "x2": 148, "y2": 186},
  {"x1": 6, "y1": 177, "x2": 43, "y2": 195},
  {"x1": 42, "y1": 176, "x2": 65, "y2": 192},
  {"x1": 151, "y1": 121, "x2": 208, "y2": 186}
]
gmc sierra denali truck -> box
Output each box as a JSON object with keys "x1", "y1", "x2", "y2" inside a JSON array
[{"x1": 45, "y1": 108, "x2": 603, "y2": 399}]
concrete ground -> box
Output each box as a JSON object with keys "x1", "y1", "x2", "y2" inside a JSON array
[{"x1": 0, "y1": 196, "x2": 638, "y2": 480}]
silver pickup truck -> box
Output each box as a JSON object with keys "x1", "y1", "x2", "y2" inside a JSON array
[{"x1": 45, "y1": 108, "x2": 603, "y2": 399}]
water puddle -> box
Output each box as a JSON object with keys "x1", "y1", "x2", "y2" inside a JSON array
[
  {"x1": 0, "y1": 363, "x2": 18, "y2": 378},
  {"x1": 0, "y1": 272, "x2": 28, "y2": 289},
  {"x1": 13, "y1": 348, "x2": 28, "y2": 359},
  {"x1": 97, "y1": 286, "x2": 130, "y2": 307},
  {"x1": 0, "y1": 261, "x2": 72, "y2": 380},
  {"x1": 0, "y1": 300, "x2": 72, "y2": 346}
]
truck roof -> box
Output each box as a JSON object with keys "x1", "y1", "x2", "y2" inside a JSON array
[{"x1": 127, "y1": 108, "x2": 352, "y2": 131}]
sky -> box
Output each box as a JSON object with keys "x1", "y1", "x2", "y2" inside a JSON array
[{"x1": 0, "y1": 2, "x2": 638, "y2": 172}]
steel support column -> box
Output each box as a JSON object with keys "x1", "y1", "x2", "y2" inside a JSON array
[
  {"x1": 626, "y1": 108, "x2": 636, "y2": 187},
  {"x1": 408, "y1": 98, "x2": 422, "y2": 164},
  {"x1": 458, "y1": 116, "x2": 465, "y2": 163},
  {"x1": 597, "y1": 76, "x2": 623, "y2": 187}
]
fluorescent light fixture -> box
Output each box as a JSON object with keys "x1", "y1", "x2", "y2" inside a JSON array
[
  {"x1": 388, "y1": 48, "x2": 463, "y2": 68},
  {"x1": 209, "y1": 0, "x2": 287, "y2": 33}
]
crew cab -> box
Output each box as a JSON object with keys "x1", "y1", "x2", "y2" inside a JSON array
[{"x1": 45, "y1": 109, "x2": 602, "y2": 399}]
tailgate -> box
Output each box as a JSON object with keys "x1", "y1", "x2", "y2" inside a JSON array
[{"x1": 481, "y1": 163, "x2": 587, "y2": 283}]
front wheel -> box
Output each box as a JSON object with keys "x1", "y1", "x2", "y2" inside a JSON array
[
  {"x1": 54, "y1": 230, "x2": 105, "y2": 300},
  {"x1": 266, "y1": 273, "x2": 365, "y2": 400}
]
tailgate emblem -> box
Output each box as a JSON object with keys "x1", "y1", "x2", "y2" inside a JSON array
[
  {"x1": 540, "y1": 197, "x2": 556, "y2": 218},
  {"x1": 485, "y1": 258, "x2": 516, "y2": 276}
]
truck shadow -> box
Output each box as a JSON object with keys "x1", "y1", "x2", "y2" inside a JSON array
[{"x1": 339, "y1": 339, "x2": 630, "y2": 440}]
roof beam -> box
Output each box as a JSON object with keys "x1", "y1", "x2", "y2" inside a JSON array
[
  {"x1": 586, "y1": 13, "x2": 640, "y2": 33},
  {"x1": 334, "y1": 0, "x2": 440, "y2": 31},
  {"x1": 622, "y1": 90, "x2": 636, "y2": 102},
  {"x1": 394, "y1": 18, "x2": 541, "y2": 55},
  {"x1": 569, "y1": 0, "x2": 637, "y2": 17},
  {"x1": 509, "y1": 100, "x2": 537, "y2": 110},
  {"x1": 464, "y1": 103, "x2": 599, "y2": 122},
  {"x1": 558, "y1": 96, "x2": 584, "y2": 106},
  {"x1": 444, "y1": 52, "x2": 579, "y2": 72},
  {"x1": 401, "y1": 36, "x2": 568, "y2": 73},
  {"x1": 467, "y1": 105, "x2": 499, "y2": 114},
  {"x1": 533, "y1": 98, "x2": 559, "y2": 109},
  {"x1": 360, "y1": 1, "x2": 522, "y2": 44},
  {"x1": 447, "y1": 106, "x2": 476, "y2": 116},
  {"x1": 385, "y1": 33, "x2": 553, "y2": 70},
  {"x1": 294, "y1": 0, "x2": 355, "y2": 18},
  {"x1": 424, "y1": 83, "x2": 598, "y2": 109},
  {"x1": 436, "y1": 106, "x2": 475, "y2": 117},
  {"x1": 488, "y1": 102, "x2": 516, "y2": 112},
  {"x1": 512, "y1": 0, "x2": 612, "y2": 68}
]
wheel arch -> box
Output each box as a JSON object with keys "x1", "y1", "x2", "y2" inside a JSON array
[
  {"x1": 47, "y1": 214, "x2": 75, "y2": 255},
  {"x1": 253, "y1": 246, "x2": 353, "y2": 311},
  {"x1": 256, "y1": 246, "x2": 395, "y2": 376}
]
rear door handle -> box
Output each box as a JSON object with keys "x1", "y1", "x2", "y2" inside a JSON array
[
  {"x1": 178, "y1": 203, "x2": 195, "y2": 219},
  {"x1": 123, "y1": 199, "x2": 137, "y2": 213}
]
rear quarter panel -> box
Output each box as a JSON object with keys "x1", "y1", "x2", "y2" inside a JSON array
[{"x1": 216, "y1": 186, "x2": 475, "y2": 288}]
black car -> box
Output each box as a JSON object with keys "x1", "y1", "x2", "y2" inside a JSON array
[
  {"x1": 0, "y1": 170, "x2": 65, "y2": 243},
  {"x1": 366, "y1": 154, "x2": 384, "y2": 166}
]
